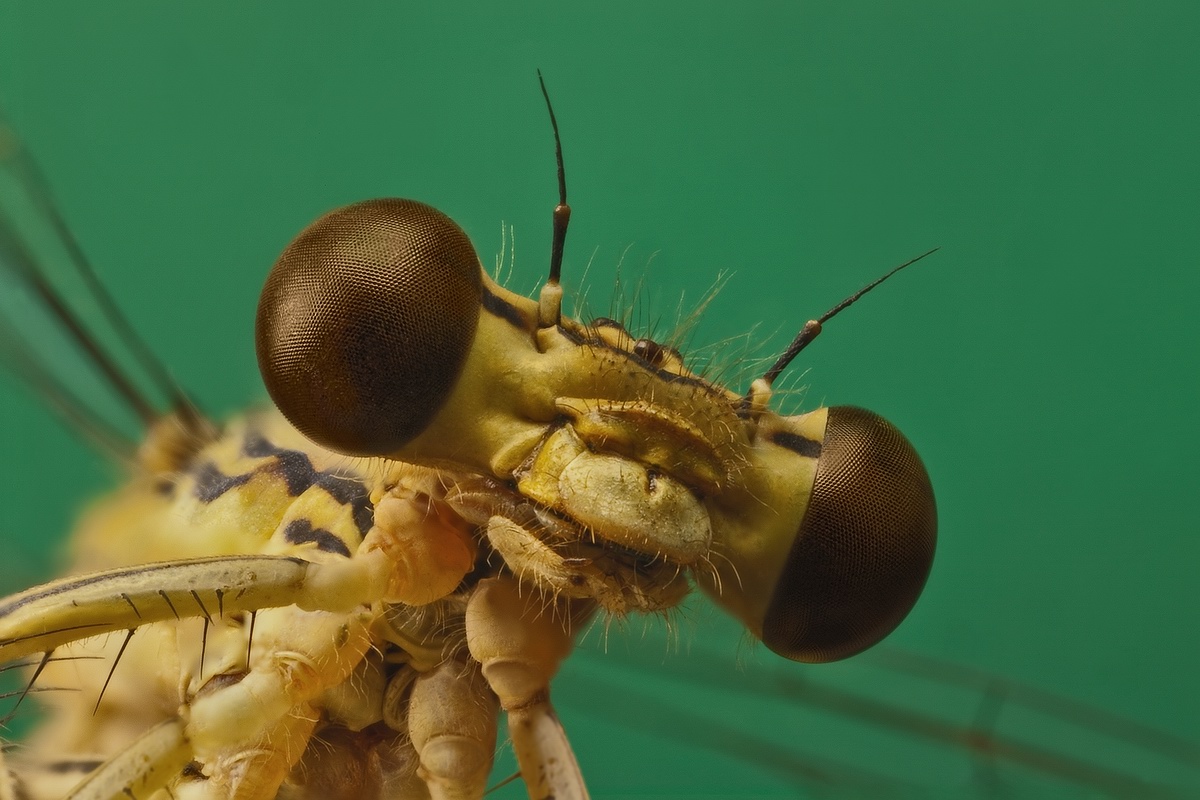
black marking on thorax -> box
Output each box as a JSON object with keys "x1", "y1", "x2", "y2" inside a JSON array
[
  {"x1": 282, "y1": 519, "x2": 353, "y2": 558},
  {"x1": 243, "y1": 433, "x2": 374, "y2": 534},
  {"x1": 193, "y1": 463, "x2": 252, "y2": 503},
  {"x1": 187, "y1": 431, "x2": 374, "y2": 538}
]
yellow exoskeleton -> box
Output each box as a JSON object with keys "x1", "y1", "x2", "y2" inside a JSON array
[{"x1": 0, "y1": 83, "x2": 936, "y2": 800}]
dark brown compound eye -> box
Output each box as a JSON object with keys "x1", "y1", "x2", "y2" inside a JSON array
[
  {"x1": 762, "y1": 406, "x2": 936, "y2": 663},
  {"x1": 256, "y1": 199, "x2": 483, "y2": 456}
]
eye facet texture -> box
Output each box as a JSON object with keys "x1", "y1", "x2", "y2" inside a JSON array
[
  {"x1": 256, "y1": 199, "x2": 483, "y2": 456},
  {"x1": 763, "y1": 406, "x2": 937, "y2": 663}
]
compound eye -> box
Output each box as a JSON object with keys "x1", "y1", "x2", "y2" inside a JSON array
[
  {"x1": 256, "y1": 199, "x2": 483, "y2": 456},
  {"x1": 763, "y1": 406, "x2": 936, "y2": 663}
]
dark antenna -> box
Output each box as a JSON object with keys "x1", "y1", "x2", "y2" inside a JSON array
[
  {"x1": 753, "y1": 247, "x2": 940, "y2": 393},
  {"x1": 537, "y1": 70, "x2": 571, "y2": 328}
]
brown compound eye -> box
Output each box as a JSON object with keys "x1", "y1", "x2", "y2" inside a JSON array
[
  {"x1": 256, "y1": 199, "x2": 483, "y2": 456},
  {"x1": 762, "y1": 406, "x2": 937, "y2": 663}
]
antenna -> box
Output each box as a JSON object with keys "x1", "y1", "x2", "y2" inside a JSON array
[
  {"x1": 745, "y1": 247, "x2": 940, "y2": 408},
  {"x1": 536, "y1": 70, "x2": 571, "y2": 328}
]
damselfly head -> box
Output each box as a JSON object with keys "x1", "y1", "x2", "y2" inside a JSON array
[{"x1": 251, "y1": 78, "x2": 938, "y2": 674}]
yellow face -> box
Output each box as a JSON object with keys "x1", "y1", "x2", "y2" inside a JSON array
[
  {"x1": 255, "y1": 198, "x2": 938, "y2": 662},
  {"x1": 0, "y1": 125, "x2": 940, "y2": 798}
]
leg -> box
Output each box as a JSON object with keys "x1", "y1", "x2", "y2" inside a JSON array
[{"x1": 465, "y1": 577, "x2": 589, "y2": 800}]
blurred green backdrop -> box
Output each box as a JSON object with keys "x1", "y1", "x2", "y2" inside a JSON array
[{"x1": 0, "y1": 3, "x2": 1196, "y2": 798}]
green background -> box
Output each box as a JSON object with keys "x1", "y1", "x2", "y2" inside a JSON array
[{"x1": 0, "y1": 3, "x2": 1196, "y2": 798}]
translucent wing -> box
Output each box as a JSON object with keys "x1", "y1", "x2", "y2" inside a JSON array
[
  {"x1": 0, "y1": 115, "x2": 191, "y2": 459},
  {"x1": 538, "y1": 611, "x2": 1200, "y2": 799}
]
